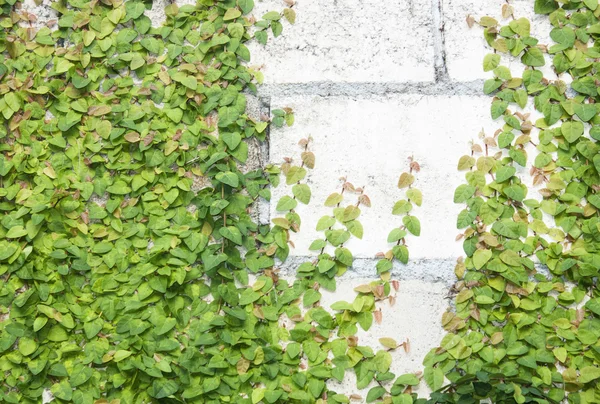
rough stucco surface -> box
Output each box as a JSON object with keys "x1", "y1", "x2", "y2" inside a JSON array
[
  {"x1": 269, "y1": 94, "x2": 494, "y2": 261},
  {"x1": 26, "y1": 0, "x2": 554, "y2": 401},
  {"x1": 249, "y1": 0, "x2": 435, "y2": 83}
]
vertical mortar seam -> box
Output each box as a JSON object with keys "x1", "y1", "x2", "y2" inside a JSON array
[
  {"x1": 259, "y1": 95, "x2": 272, "y2": 226},
  {"x1": 432, "y1": 0, "x2": 449, "y2": 82}
]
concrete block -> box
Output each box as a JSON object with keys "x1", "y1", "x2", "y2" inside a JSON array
[
  {"x1": 319, "y1": 279, "x2": 448, "y2": 398},
  {"x1": 249, "y1": 0, "x2": 436, "y2": 83},
  {"x1": 19, "y1": 0, "x2": 58, "y2": 29},
  {"x1": 269, "y1": 93, "x2": 498, "y2": 261},
  {"x1": 444, "y1": 0, "x2": 557, "y2": 82}
]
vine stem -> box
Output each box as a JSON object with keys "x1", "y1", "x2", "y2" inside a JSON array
[{"x1": 221, "y1": 183, "x2": 226, "y2": 253}]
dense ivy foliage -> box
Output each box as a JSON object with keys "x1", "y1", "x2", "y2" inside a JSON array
[
  {"x1": 0, "y1": 1, "x2": 426, "y2": 403},
  {"x1": 4, "y1": 0, "x2": 599, "y2": 403},
  {"x1": 422, "y1": 0, "x2": 600, "y2": 403}
]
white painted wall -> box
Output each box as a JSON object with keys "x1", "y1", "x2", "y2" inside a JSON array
[{"x1": 24, "y1": 0, "x2": 551, "y2": 400}]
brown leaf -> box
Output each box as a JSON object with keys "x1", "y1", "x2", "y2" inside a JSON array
[
  {"x1": 253, "y1": 307, "x2": 264, "y2": 320},
  {"x1": 374, "y1": 309, "x2": 382, "y2": 324},
  {"x1": 87, "y1": 105, "x2": 112, "y2": 116},
  {"x1": 466, "y1": 14, "x2": 475, "y2": 28},
  {"x1": 397, "y1": 172, "x2": 414, "y2": 189},
  {"x1": 409, "y1": 160, "x2": 421, "y2": 173},
  {"x1": 236, "y1": 358, "x2": 250, "y2": 374},
  {"x1": 483, "y1": 137, "x2": 497, "y2": 147},
  {"x1": 374, "y1": 284, "x2": 385, "y2": 299},
  {"x1": 301, "y1": 151, "x2": 315, "y2": 169},
  {"x1": 347, "y1": 336, "x2": 358, "y2": 347},
  {"x1": 124, "y1": 132, "x2": 140, "y2": 143},
  {"x1": 143, "y1": 134, "x2": 154, "y2": 146},
  {"x1": 501, "y1": 4, "x2": 514, "y2": 18},
  {"x1": 358, "y1": 194, "x2": 371, "y2": 207}
]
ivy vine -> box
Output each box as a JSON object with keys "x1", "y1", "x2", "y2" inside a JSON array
[
  {"x1": 422, "y1": 0, "x2": 600, "y2": 403},
  {"x1": 3, "y1": 0, "x2": 597, "y2": 403},
  {"x1": 0, "y1": 1, "x2": 423, "y2": 403}
]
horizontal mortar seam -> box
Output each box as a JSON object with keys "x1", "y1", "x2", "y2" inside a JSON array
[{"x1": 257, "y1": 80, "x2": 485, "y2": 98}]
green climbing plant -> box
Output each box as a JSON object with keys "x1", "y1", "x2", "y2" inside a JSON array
[
  {"x1": 0, "y1": 1, "x2": 426, "y2": 403},
  {"x1": 422, "y1": 1, "x2": 600, "y2": 403},
  {"x1": 6, "y1": 0, "x2": 598, "y2": 403}
]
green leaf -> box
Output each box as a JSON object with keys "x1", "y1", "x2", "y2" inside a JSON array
[
  {"x1": 224, "y1": 8, "x2": 242, "y2": 21},
  {"x1": 286, "y1": 166, "x2": 307, "y2": 185},
  {"x1": 220, "y1": 226, "x2": 243, "y2": 245},
  {"x1": 180, "y1": 76, "x2": 197, "y2": 90},
  {"x1": 276, "y1": 195, "x2": 297, "y2": 211},
  {"x1": 366, "y1": 386, "x2": 386, "y2": 402},
  {"x1": 166, "y1": 108, "x2": 183, "y2": 123},
  {"x1": 521, "y1": 48, "x2": 545, "y2": 67},
  {"x1": 388, "y1": 228, "x2": 407, "y2": 243},
  {"x1": 534, "y1": 0, "x2": 558, "y2": 14},
  {"x1": 238, "y1": 0, "x2": 254, "y2": 14},
  {"x1": 395, "y1": 374, "x2": 420, "y2": 386},
  {"x1": 113, "y1": 350, "x2": 132, "y2": 362},
  {"x1": 316, "y1": 215, "x2": 336, "y2": 231},
  {"x1": 454, "y1": 184, "x2": 476, "y2": 203},
  {"x1": 106, "y1": 180, "x2": 132, "y2": 195},
  {"x1": 496, "y1": 166, "x2": 516, "y2": 183},
  {"x1": 292, "y1": 184, "x2": 311, "y2": 204},
  {"x1": 325, "y1": 229, "x2": 350, "y2": 246},
  {"x1": 6, "y1": 226, "x2": 27, "y2": 238},
  {"x1": 335, "y1": 247, "x2": 353, "y2": 266},
  {"x1": 483, "y1": 79, "x2": 502, "y2": 94},
  {"x1": 379, "y1": 337, "x2": 397, "y2": 349},
  {"x1": 473, "y1": 249, "x2": 492, "y2": 270},
  {"x1": 406, "y1": 188, "x2": 422, "y2": 206},
  {"x1": 263, "y1": 11, "x2": 281, "y2": 20},
  {"x1": 483, "y1": 54, "x2": 500, "y2": 72},
  {"x1": 424, "y1": 367, "x2": 444, "y2": 391},
  {"x1": 561, "y1": 121, "x2": 584, "y2": 143},
  {"x1": 392, "y1": 200, "x2": 413, "y2": 215},
  {"x1": 573, "y1": 103, "x2": 597, "y2": 122},
  {"x1": 216, "y1": 171, "x2": 239, "y2": 187},
  {"x1": 474, "y1": 295, "x2": 495, "y2": 304},
  {"x1": 222, "y1": 132, "x2": 241, "y2": 150},
  {"x1": 585, "y1": 298, "x2": 600, "y2": 315},
  {"x1": 150, "y1": 379, "x2": 179, "y2": 399},
  {"x1": 18, "y1": 338, "x2": 37, "y2": 356},
  {"x1": 402, "y1": 216, "x2": 420, "y2": 236},
  {"x1": 51, "y1": 381, "x2": 73, "y2": 401},
  {"x1": 580, "y1": 366, "x2": 600, "y2": 383}
]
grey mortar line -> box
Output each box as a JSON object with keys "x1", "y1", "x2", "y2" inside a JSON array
[
  {"x1": 257, "y1": 80, "x2": 484, "y2": 98},
  {"x1": 274, "y1": 256, "x2": 554, "y2": 286},
  {"x1": 258, "y1": 96, "x2": 272, "y2": 226},
  {"x1": 432, "y1": 0, "x2": 449, "y2": 82},
  {"x1": 274, "y1": 256, "x2": 458, "y2": 284}
]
